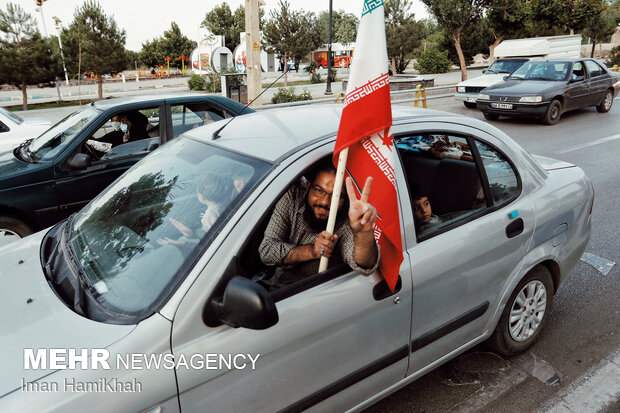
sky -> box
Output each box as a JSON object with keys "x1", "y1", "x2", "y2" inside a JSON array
[{"x1": 10, "y1": 0, "x2": 429, "y2": 51}]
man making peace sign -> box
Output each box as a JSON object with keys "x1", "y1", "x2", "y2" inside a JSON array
[{"x1": 259, "y1": 158, "x2": 380, "y2": 288}]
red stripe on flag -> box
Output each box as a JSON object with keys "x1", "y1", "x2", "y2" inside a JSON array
[
  {"x1": 334, "y1": 84, "x2": 391, "y2": 156},
  {"x1": 345, "y1": 139, "x2": 403, "y2": 292}
]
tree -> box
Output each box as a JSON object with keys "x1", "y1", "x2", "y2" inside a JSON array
[
  {"x1": 438, "y1": 16, "x2": 494, "y2": 66},
  {"x1": 201, "y1": 3, "x2": 264, "y2": 52},
  {"x1": 61, "y1": 0, "x2": 126, "y2": 99},
  {"x1": 318, "y1": 10, "x2": 359, "y2": 45},
  {"x1": 421, "y1": 0, "x2": 489, "y2": 80},
  {"x1": 385, "y1": 0, "x2": 425, "y2": 74},
  {"x1": 140, "y1": 22, "x2": 196, "y2": 69},
  {"x1": 262, "y1": 1, "x2": 322, "y2": 85},
  {"x1": 582, "y1": 2, "x2": 618, "y2": 57},
  {"x1": 486, "y1": 0, "x2": 534, "y2": 60},
  {"x1": 0, "y1": 3, "x2": 61, "y2": 110},
  {"x1": 530, "y1": 0, "x2": 608, "y2": 35}
]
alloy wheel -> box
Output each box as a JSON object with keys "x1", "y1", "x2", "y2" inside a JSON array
[{"x1": 509, "y1": 280, "x2": 547, "y2": 342}]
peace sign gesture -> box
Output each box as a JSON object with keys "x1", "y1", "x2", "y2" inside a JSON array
[{"x1": 346, "y1": 176, "x2": 377, "y2": 234}]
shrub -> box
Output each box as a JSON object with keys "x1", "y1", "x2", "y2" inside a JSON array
[
  {"x1": 188, "y1": 74, "x2": 206, "y2": 91},
  {"x1": 606, "y1": 46, "x2": 620, "y2": 68},
  {"x1": 187, "y1": 73, "x2": 223, "y2": 93},
  {"x1": 271, "y1": 87, "x2": 313, "y2": 104},
  {"x1": 310, "y1": 73, "x2": 323, "y2": 84},
  {"x1": 414, "y1": 48, "x2": 452, "y2": 74}
]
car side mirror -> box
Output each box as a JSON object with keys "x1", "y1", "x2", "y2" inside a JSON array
[
  {"x1": 482, "y1": 69, "x2": 486, "y2": 74},
  {"x1": 503, "y1": 75, "x2": 509, "y2": 81},
  {"x1": 67, "y1": 153, "x2": 92, "y2": 169},
  {"x1": 570, "y1": 75, "x2": 584, "y2": 83},
  {"x1": 212, "y1": 276, "x2": 278, "y2": 330}
]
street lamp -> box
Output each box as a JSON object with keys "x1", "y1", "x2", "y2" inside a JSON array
[
  {"x1": 35, "y1": 0, "x2": 48, "y2": 36},
  {"x1": 53, "y1": 16, "x2": 70, "y2": 86},
  {"x1": 325, "y1": 0, "x2": 333, "y2": 95}
]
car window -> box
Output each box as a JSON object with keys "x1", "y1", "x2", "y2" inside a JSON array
[
  {"x1": 487, "y1": 59, "x2": 527, "y2": 74},
  {"x1": 84, "y1": 107, "x2": 161, "y2": 162},
  {"x1": 171, "y1": 103, "x2": 225, "y2": 138},
  {"x1": 68, "y1": 138, "x2": 270, "y2": 318},
  {"x1": 511, "y1": 61, "x2": 569, "y2": 81},
  {"x1": 584, "y1": 60, "x2": 604, "y2": 78},
  {"x1": 475, "y1": 141, "x2": 520, "y2": 204},
  {"x1": 29, "y1": 106, "x2": 101, "y2": 161},
  {"x1": 572, "y1": 62, "x2": 585, "y2": 79},
  {"x1": 395, "y1": 134, "x2": 486, "y2": 240}
]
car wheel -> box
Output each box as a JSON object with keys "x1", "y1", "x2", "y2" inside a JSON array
[
  {"x1": 483, "y1": 112, "x2": 499, "y2": 120},
  {"x1": 0, "y1": 216, "x2": 34, "y2": 248},
  {"x1": 489, "y1": 266, "x2": 554, "y2": 356},
  {"x1": 463, "y1": 101, "x2": 477, "y2": 109},
  {"x1": 543, "y1": 99, "x2": 562, "y2": 125},
  {"x1": 596, "y1": 90, "x2": 614, "y2": 113}
]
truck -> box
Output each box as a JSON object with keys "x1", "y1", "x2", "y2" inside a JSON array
[{"x1": 455, "y1": 35, "x2": 582, "y2": 108}]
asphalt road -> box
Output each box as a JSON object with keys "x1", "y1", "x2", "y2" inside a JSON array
[
  {"x1": 15, "y1": 93, "x2": 620, "y2": 413},
  {"x1": 364, "y1": 97, "x2": 620, "y2": 413}
]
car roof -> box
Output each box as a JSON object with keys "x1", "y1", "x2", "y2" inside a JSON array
[
  {"x1": 183, "y1": 104, "x2": 455, "y2": 162},
  {"x1": 89, "y1": 92, "x2": 238, "y2": 110}
]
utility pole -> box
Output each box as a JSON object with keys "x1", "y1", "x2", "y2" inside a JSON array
[
  {"x1": 325, "y1": 0, "x2": 333, "y2": 95},
  {"x1": 245, "y1": 0, "x2": 263, "y2": 106}
]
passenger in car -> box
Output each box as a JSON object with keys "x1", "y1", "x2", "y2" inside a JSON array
[
  {"x1": 259, "y1": 159, "x2": 380, "y2": 288},
  {"x1": 157, "y1": 173, "x2": 234, "y2": 249},
  {"x1": 413, "y1": 189, "x2": 469, "y2": 236},
  {"x1": 120, "y1": 111, "x2": 149, "y2": 143}
]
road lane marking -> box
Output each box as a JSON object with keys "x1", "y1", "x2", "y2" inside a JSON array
[
  {"x1": 557, "y1": 134, "x2": 620, "y2": 154},
  {"x1": 539, "y1": 348, "x2": 620, "y2": 413},
  {"x1": 580, "y1": 253, "x2": 616, "y2": 276}
]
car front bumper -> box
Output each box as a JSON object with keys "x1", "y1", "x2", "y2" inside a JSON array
[
  {"x1": 476, "y1": 100, "x2": 550, "y2": 118},
  {"x1": 454, "y1": 93, "x2": 479, "y2": 103}
]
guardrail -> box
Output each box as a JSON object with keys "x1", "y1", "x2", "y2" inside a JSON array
[{"x1": 253, "y1": 84, "x2": 456, "y2": 110}]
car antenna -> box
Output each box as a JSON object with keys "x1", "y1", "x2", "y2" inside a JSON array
[{"x1": 212, "y1": 69, "x2": 288, "y2": 140}]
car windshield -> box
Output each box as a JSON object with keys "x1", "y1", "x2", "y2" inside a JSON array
[
  {"x1": 67, "y1": 137, "x2": 271, "y2": 318},
  {"x1": 27, "y1": 106, "x2": 101, "y2": 161},
  {"x1": 509, "y1": 61, "x2": 570, "y2": 81},
  {"x1": 486, "y1": 59, "x2": 527, "y2": 74},
  {"x1": 0, "y1": 106, "x2": 24, "y2": 125}
]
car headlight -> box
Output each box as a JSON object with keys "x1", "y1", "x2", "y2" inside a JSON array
[
  {"x1": 478, "y1": 94, "x2": 490, "y2": 100},
  {"x1": 457, "y1": 86, "x2": 466, "y2": 93},
  {"x1": 519, "y1": 95, "x2": 542, "y2": 103}
]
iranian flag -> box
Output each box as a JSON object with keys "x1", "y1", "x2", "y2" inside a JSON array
[{"x1": 333, "y1": 0, "x2": 403, "y2": 291}]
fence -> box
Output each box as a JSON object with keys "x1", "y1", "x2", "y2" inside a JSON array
[{"x1": 253, "y1": 84, "x2": 456, "y2": 111}]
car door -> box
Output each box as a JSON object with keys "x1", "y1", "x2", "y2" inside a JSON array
[
  {"x1": 53, "y1": 105, "x2": 165, "y2": 217},
  {"x1": 170, "y1": 142, "x2": 414, "y2": 412},
  {"x1": 583, "y1": 60, "x2": 609, "y2": 106},
  {"x1": 565, "y1": 61, "x2": 590, "y2": 111},
  {"x1": 392, "y1": 122, "x2": 537, "y2": 375}
]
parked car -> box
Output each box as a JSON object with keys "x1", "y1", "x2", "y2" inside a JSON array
[
  {"x1": 0, "y1": 106, "x2": 52, "y2": 152},
  {"x1": 0, "y1": 93, "x2": 253, "y2": 246},
  {"x1": 0, "y1": 105, "x2": 593, "y2": 412},
  {"x1": 476, "y1": 58, "x2": 618, "y2": 124},
  {"x1": 455, "y1": 58, "x2": 531, "y2": 108}
]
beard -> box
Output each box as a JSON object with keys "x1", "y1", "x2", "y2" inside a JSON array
[{"x1": 303, "y1": 197, "x2": 347, "y2": 232}]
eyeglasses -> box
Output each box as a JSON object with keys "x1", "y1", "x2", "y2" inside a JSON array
[{"x1": 310, "y1": 185, "x2": 344, "y2": 202}]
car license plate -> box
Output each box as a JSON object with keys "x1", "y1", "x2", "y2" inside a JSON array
[
  {"x1": 466, "y1": 97, "x2": 477, "y2": 103},
  {"x1": 490, "y1": 103, "x2": 513, "y2": 109}
]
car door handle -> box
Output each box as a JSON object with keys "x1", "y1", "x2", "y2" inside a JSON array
[
  {"x1": 373, "y1": 276, "x2": 402, "y2": 301},
  {"x1": 506, "y1": 218, "x2": 524, "y2": 238}
]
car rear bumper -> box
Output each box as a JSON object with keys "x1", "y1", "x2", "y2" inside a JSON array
[{"x1": 476, "y1": 101, "x2": 550, "y2": 118}]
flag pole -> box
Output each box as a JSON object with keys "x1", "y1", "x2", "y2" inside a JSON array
[{"x1": 319, "y1": 147, "x2": 349, "y2": 272}]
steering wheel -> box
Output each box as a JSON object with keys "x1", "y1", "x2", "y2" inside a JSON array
[{"x1": 83, "y1": 141, "x2": 101, "y2": 161}]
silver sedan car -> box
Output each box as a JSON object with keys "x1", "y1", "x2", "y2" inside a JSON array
[{"x1": 0, "y1": 105, "x2": 592, "y2": 412}]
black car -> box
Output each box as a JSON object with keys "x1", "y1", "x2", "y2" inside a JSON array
[
  {"x1": 0, "y1": 93, "x2": 253, "y2": 245},
  {"x1": 477, "y1": 58, "x2": 618, "y2": 124}
]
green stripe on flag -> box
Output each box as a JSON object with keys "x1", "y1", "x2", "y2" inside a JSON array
[{"x1": 361, "y1": 0, "x2": 383, "y2": 17}]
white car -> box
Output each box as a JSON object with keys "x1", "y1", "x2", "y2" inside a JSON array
[
  {"x1": 0, "y1": 107, "x2": 51, "y2": 153},
  {"x1": 455, "y1": 58, "x2": 530, "y2": 108}
]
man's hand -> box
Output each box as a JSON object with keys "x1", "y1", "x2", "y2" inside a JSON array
[
  {"x1": 169, "y1": 217, "x2": 193, "y2": 238},
  {"x1": 313, "y1": 231, "x2": 338, "y2": 259},
  {"x1": 346, "y1": 176, "x2": 377, "y2": 234}
]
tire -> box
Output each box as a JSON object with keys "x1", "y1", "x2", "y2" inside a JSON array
[
  {"x1": 463, "y1": 101, "x2": 477, "y2": 109},
  {"x1": 0, "y1": 215, "x2": 35, "y2": 248},
  {"x1": 488, "y1": 266, "x2": 554, "y2": 356},
  {"x1": 483, "y1": 112, "x2": 499, "y2": 120},
  {"x1": 542, "y1": 99, "x2": 562, "y2": 125},
  {"x1": 596, "y1": 89, "x2": 614, "y2": 113}
]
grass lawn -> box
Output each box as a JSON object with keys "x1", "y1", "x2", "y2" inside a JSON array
[{"x1": 5, "y1": 99, "x2": 98, "y2": 112}]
